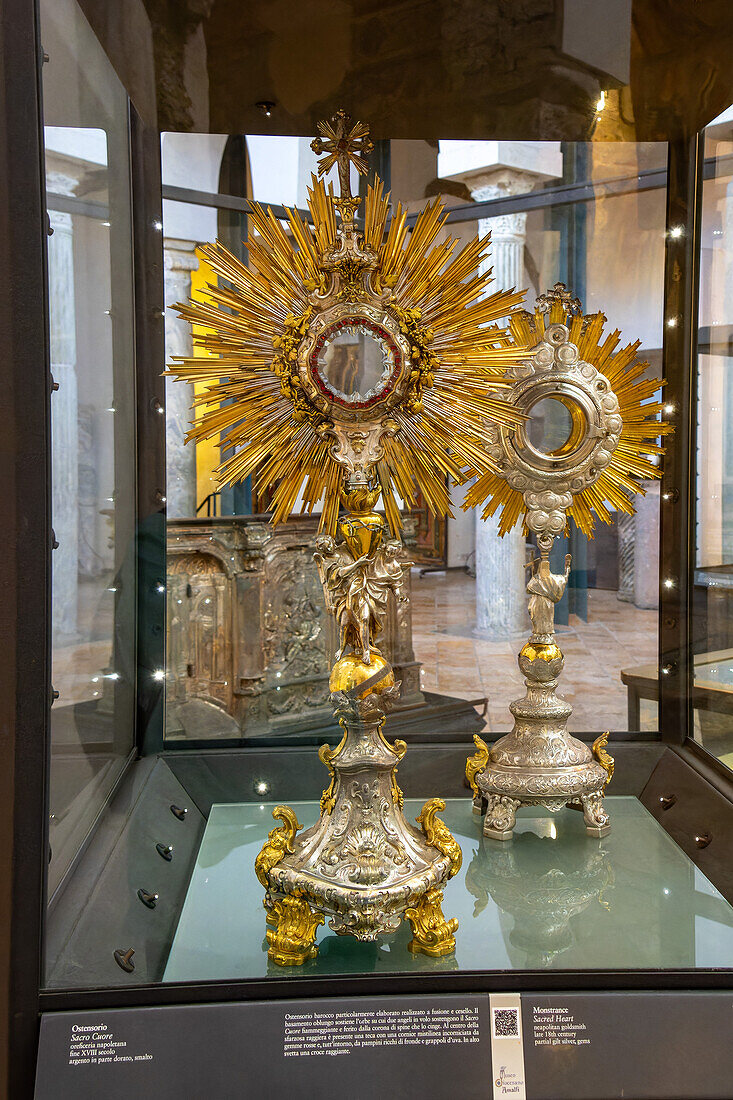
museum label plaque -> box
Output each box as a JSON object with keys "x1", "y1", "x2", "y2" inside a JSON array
[{"x1": 35, "y1": 991, "x2": 733, "y2": 1100}]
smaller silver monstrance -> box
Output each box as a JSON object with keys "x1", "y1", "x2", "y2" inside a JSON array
[{"x1": 465, "y1": 284, "x2": 672, "y2": 840}]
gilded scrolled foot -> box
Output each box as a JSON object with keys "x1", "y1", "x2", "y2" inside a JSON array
[
  {"x1": 263, "y1": 895, "x2": 278, "y2": 927},
  {"x1": 592, "y1": 731, "x2": 615, "y2": 792},
  {"x1": 581, "y1": 792, "x2": 611, "y2": 838},
  {"x1": 465, "y1": 735, "x2": 490, "y2": 812},
  {"x1": 416, "y1": 798, "x2": 463, "y2": 877},
  {"x1": 254, "y1": 805, "x2": 302, "y2": 889},
  {"x1": 266, "y1": 891, "x2": 325, "y2": 966},
  {"x1": 405, "y1": 887, "x2": 458, "y2": 957},
  {"x1": 483, "y1": 794, "x2": 520, "y2": 840}
]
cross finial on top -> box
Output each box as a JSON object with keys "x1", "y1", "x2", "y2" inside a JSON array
[
  {"x1": 535, "y1": 282, "x2": 583, "y2": 318},
  {"x1": 311, "y1": 109, "x2": 374, "y2": 220}
]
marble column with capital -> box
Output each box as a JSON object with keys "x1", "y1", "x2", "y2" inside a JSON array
[
  {"x1": 164, "y1": 240, "x2": 199, "y2": 518},
  {"x1": 470, "y1": 169, "x2": 538, "y2": 635}
]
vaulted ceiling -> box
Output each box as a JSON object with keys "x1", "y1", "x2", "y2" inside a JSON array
[{"x1": 87, "y1": 0, "x2": 733, "y2": 141}]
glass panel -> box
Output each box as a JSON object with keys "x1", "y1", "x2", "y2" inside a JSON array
[
  {"x1": 164, "y1": 798, "x2": 733, "y2": 979},
  {"x1": 526, "y1": 396, "x2": 575, "y2": 454},
  {"x1": 316, "y1": 322, "x2": 397, "y2": 405},
  {"x1": 34, "y1": 3, "x2": 732, "y2": 1004},
  {"x1": 162, "y1": 136, "x2": 664, "y2": 745},
  {"x1": 41, "y1": 0, "x2": 136, "y2": 901},
  {"x1": 483, "y1": 140, "x2": 667, "y2": 736},
  {"x1": 695, "y1": 106, "x2": 733, "y2": 767}
]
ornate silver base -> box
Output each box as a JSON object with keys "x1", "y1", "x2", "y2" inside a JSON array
[
  {"x1": 477, "y1": 755, "x2": 610, "y2": 841},
  {"x1": 257, "y1": 681, "x2": 462, "y2": 964},
  {"x1": 467, "y1": 626, "x2": 613, "y2": 841}
]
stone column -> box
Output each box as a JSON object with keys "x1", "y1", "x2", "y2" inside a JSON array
[
  {"x1": 633, "y1": 480, "x2": 660, "y2": 610},
  {"x1": 616, "y1": 511, "x2": 635, "y2": 602},
  {"x1": 48, "y1": 171, "x2": 80, "y2": 638},
  {"x1": 471, "y1": 170, "x2": 538, "y2": 635},
  {"x1": 165, "y1": 239, "x2": 199, "y2": 518}
]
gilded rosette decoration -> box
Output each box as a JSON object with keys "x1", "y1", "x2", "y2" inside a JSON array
[
  {"x1": 170, "y1": 109, "x2": 530, "y2": 964},
  {"x1": 466, "y1": 283, "x2": 672, "y2": 840}
]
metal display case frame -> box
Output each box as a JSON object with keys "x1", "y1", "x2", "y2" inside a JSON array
[{"x1": 2, "y1": 1, "x2": 733, "y2": 1094}]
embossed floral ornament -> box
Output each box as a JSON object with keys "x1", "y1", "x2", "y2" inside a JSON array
[
  {"x1": 166, "y1": 110, "x2": 528, "y2": 536},
  {"x1": 341, "y1": 826, "x2": 393, "y2": 885}
]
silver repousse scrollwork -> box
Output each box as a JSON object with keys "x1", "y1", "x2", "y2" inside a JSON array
[
  {"x1": 473, "y1": 317, "x2": 615, "y2": 839},
  {"x1": 267, "y1": 686, "x2": 455, "y2": 943}
]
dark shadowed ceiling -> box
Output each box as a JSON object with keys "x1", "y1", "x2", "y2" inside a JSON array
[{"x1": 85, "y1": 0, "x2": 733, "y2": 140}]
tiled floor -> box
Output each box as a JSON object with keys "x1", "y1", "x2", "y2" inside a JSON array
[
  {"x1": 411, "y1": 571, "x2": 658, "y2": 734},
  {"x1": 52, "y1": 576, "x2": 116, "y2": 709},
  {"x1": 54, "y1": 568, "x2": 659, "y2": 737}
]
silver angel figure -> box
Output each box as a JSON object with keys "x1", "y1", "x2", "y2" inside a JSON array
[{"x1": 526, "y1": 552, "x2": 571, "y2": 642}]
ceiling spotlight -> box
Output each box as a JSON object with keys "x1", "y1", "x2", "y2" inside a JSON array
[{"x1": 256, "y1": 101, "x2": 276, "y2": 118}]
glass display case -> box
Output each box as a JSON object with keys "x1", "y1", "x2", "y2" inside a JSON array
[{"x1": 3, "y1": 0, "x2": 733, "y2": 1096}]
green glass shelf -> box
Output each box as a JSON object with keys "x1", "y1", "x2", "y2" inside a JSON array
[{"x1": 163, "y1": 796, "x2": 733, "y2": 981}]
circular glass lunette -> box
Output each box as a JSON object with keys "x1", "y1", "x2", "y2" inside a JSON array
[
  {"x1": 525, "y1": 395, "x2": 587, "y2": 456},
  {"x1": 310, "y1": 317, "x2": 401, "y2": 409},
  {"x1": 519, "y1": 392, "x2": 589, "y2": 466}
]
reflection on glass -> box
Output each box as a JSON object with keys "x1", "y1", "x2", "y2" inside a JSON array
[
  {"x1": 42, "y1": 0, "x2": 136, "y2": 903},
  {"x1": 316, "y1": 324, "x2": 394, "y2": 404},
  {"x1": 162, "y1": 797, "x2": 733, "y2": 982},
  {"x1": 466, "y1": 831, "x2": 614, "y2": 968},
  {"x1": 695, "y1": 106, "x2": 733, "y2": 766},
  {"x1": 468, "y1": 139, "x2": 665, "y2": 734},
  {"x1": 159, "y1": 135, "x2": 665, "y2": 745}
]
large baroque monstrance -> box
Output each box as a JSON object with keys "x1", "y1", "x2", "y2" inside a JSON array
[
  {"x1": 465, "y1": 284, "x2": 672, "y2": 840},
  {"x1": 168, "y1": 111, "x2": 528, "y2": 964}
]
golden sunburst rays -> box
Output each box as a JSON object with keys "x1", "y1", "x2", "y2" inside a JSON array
[
  {"x1": 465, "y1": 299, "x2": 673, "y2": 538},
  {"x1": 166, "y1": 170, "x2": 529, "y2": 536},
  {"x1": 361, "y1": 181, "x2": 527, "y2": 532}
]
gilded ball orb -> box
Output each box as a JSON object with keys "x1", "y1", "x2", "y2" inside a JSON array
[
  {"x1": 518, "y1": 641, "x2": 564, "y2": 682},
  {"x1": 329, "y1": 652, "x2": 395, "y2": 696}
]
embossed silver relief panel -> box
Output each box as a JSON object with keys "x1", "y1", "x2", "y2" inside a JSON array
[{"x1": 166, "y1": 516, "x2": 423, "y2": 737}]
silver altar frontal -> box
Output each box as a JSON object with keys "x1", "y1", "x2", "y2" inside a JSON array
[{"x1": 466, "y1": 285, "x2": 671, "y2": 841}]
